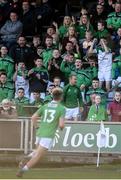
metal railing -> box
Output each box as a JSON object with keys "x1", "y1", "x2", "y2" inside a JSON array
[{"x1": 0, "y1": 118, "x2": 28, "y2": 153}]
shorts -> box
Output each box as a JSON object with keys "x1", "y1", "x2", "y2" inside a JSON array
[
  {"x1": 35, "y1": 137, "x2": 53, "y2": 150},
  {"x1": 98, "y1": 71, "x2": 112, "y2": 81},
  {"x1": 65, "y1": 107, "x2": 79, "y2": 119}
]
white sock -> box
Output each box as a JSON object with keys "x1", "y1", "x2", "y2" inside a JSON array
[
  {"x1": 22, "y1": 165, "x2": 29, "y2": 171},
  {"x1": 28, "y1": 151, "x2": 35, "y2": 157}
]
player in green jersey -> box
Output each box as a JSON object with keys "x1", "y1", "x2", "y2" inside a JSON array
[{"x1": 16, "y1": 87, "x2": 65, "y2": 177}]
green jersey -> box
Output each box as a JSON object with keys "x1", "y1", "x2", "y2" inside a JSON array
[{"x1": 36, "y1": 101, "x2": 65, "y2": 138}]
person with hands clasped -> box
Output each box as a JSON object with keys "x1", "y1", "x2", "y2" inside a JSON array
[{"x1": 28, "y1": 58, "x2": 49, "y2": 101}]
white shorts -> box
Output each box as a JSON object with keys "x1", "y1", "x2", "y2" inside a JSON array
[
  {"x1": 35, "y1": 137, "x2": 53, "y2": 150},
  {"x1": 65, "y1": 107, "x2": 79, "y2": 120},
  {"x1": 98, "y1": 71, "x2": 112, "y2": 82}
]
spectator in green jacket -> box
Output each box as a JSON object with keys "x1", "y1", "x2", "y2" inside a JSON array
[
  {"x1": 73, "y1": 59, "x2": 91, "y2": 90},
  {"x1": 106, "y1": 2, "x2": 121, "y2": 30},
  {"x1": 86, "y1": 78, "x2": 106, "y2": 106},
  {"x1": 76, "y1": 14, "x2": 95, "y2": 41},
  {"x1": 85, "y1": 54, "x2": 98, "y2": 81},
  {"x1": 87, "y1": 95, "x2": 108, "y2": 121},
  {"x1": 60, "y1": 53, "x2": 75, "y2": 84},
  {"x1": 0, "y1": 72, "x2": 14, "y2": 102},
  {"x1": 62, "y1": 41, "x2": 75, "y2": 58},
  {"x1": 58, "y1": 16, "x2": 73, "y2": 40},
  {"x1": 0, "y1": 46, "x2": 14, "y2": 81},
  {"x1": 63, "y1": 74, "x2": 83, "y2": 121},
  {"x1": 14, "y1": 88, "x2": 29, "y2": 116},
  {"x1": 44, "y1": 84, "x2": 55, "y2": 104},
  {"x1": 95, "y1": 20, "x2": 109, "y2": 39},
  {"x1": 30, "y1": 90, "x2": 43, "y2": 106},
  {"x1": 39, "y1": 36, "x2": 54, "y2": 68}
]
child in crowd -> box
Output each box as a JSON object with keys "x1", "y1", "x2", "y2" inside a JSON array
[
  {"x1": 82, "y1": 31, "x2": 94, "y2": 56},
  {"x1": 87, "y1": 95, "x2": 108, "y2": 121},
  {"x1": 44, "y1": 84, "x2": 55, "y2": 104},
  {"x1": 30, "y1": 90, "x2": 43, "y2": 106},
  {"x1": 13, "y1": 62, "x2": 29, "y2": 98}
]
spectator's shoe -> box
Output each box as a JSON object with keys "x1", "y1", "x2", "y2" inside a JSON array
[{"x1": 16, "y1": 169, "x2": 24, "y2": 178}]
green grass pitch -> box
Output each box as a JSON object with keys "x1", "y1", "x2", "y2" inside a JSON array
[{"x1": 0, "y1": 164, "x2": 121, "y2": 179}]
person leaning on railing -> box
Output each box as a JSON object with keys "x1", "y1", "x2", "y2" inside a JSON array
[
  {"x1": 87, "y1": 94, "x2": 108, "y2": 121},
  {"x1": 0, "y1": 99, "x2": 17, "y2": 119}
]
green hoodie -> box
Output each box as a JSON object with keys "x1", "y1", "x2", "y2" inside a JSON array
[
  {"x1": 0, "y1": 55, "x2": 14, "y2": 81},
  {"x1": 0, "y1": 81, "x2": 14, "y2": 102}
]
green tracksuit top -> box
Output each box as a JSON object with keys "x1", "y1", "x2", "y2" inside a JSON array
[
  {"x1": 74, "y1": 69, "x2": 91, "y2": 88},
  {"x1": 63, "y1": 84, "x2": 83, "y2": 108}
]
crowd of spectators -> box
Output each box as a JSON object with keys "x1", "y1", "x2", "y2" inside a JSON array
[{"x1": 0, "y1": 0, "x2": 121, "y2": 121}]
